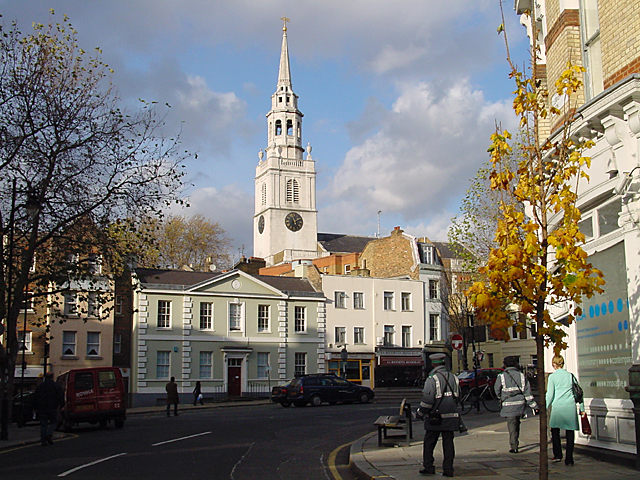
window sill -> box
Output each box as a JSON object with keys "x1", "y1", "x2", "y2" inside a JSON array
[
  {"x1": 157, "y1": 328, "x2": 173, "y2": 331},
  {"x1": 257, "y1": 331, "x2": 272, "y2": 334},
  {"x1": 401, "y1": 309, "x2": 413, "y2": 312},
  {"x1": 86, "y1": 356, "x2": 103, "y2": 360},
  {"x1": 294, "y1": 331, "x2": 308, "y2": 335},
  {"x1": 61, "y1": 355, "x2": 78, "y2": 360}
]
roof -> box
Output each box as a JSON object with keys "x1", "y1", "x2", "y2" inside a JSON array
[
  {"x1": 432, "y1": 241, "x2": 457, "y2": 259},
  {"x1": 317, "y1": 233, "x2": 374, "y2": 253},
  {"x1": 135, "y1": 268, "x2": 222, "y2": 287},
  {"x1": 134, "y1": 268, "x2": 323, "y2": 298}
]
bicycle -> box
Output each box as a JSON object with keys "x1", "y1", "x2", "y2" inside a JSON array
[{"x1": 458, "y1": 382, "x2": 500, "y2": 414}]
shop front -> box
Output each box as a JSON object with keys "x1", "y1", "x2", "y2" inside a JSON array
[
  {"x1": 326, "y1": 352, "x2": 374, "y2": 388},
  {"x1": 375, "y1": 347, "x2": 424, "y2": 388}
]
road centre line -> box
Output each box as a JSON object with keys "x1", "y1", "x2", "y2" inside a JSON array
[
  {"x1": 152, "y1": 431, "x2": 212, "y2": 446},
  {"x1": 58, "y1": 453, "x2": 127, "y2": 477}
]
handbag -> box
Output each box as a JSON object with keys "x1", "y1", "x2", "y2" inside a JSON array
[
  {"x1": 581, "y1": 414, "x2": 592, "y2": 435},
  {"x1": 571, "y1": 374, "x2": 584, "y2": 404}
]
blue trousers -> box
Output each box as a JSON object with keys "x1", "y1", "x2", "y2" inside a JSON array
[{"x1": 38, "y1": 409, "x2": 57, "y2": 442}]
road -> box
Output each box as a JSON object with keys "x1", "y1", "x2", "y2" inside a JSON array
[{"x1": 1, "y1": 401, "x2": 395, "y2": 479}]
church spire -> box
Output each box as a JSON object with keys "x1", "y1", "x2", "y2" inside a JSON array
[{"x1": 278, "y1": 15, "x2": 292, "y2": 90}]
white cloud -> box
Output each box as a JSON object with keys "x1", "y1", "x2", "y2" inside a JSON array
[
  {"x1": 371, "y1": 44, "x2": 427, "y2": 75},
  {"x1": 326, "y1": 79, "x2": 517, "y2": 231}
]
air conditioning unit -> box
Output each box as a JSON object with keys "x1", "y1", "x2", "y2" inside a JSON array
[{"x1": 376, "y1": 337, "x2": 384, "y2": 346}]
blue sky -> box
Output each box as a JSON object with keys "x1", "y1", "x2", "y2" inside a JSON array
[{"x1": 3, "y1": 1, "x2": 529, "y2": 262}]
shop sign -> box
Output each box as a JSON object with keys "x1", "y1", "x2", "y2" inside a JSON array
[{"x1": 379, "y1": 356, "x2": 424, "y2": 366}]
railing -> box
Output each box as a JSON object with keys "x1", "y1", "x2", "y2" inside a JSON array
[{"x1": 245, "y1": 382, "x2": 271, "y2": 399}]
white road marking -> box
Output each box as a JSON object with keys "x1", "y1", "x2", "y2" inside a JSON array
[
  {"x1": 152, "y1": 431, "x2": 212, "y2": 446},
  {"x1": 58, "y1": 453, "x2": 127, "y2": 477}
]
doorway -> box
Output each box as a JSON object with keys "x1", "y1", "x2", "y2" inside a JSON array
[{"x1": 228, "y1": 358, "x2": 242, "y2": 396}]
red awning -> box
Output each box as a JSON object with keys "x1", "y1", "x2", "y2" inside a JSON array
[{"x1": 379, "y1": 356, "x2": 424, "y2": 366}]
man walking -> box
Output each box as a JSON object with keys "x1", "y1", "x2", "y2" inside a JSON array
[
  {"x1": 34, "y1": 371, "x2": 65, "y2": 446},
  {"x1": 495, "y1": 356, "x2": 538, "y2": 453},
  {"x1": 166, "y1": 376, "x2": 179, "y2": 417},
  {"x1": 416, "y1": 353, "x2": 460, "y2": 477}
]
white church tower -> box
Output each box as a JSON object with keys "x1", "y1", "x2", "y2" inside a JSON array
[{"x1": 253, "y1": 18, "x2": 318, "y2": 266}]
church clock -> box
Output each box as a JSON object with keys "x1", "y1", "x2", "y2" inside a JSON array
[
  {"x1": 284, "y1": 212, "x2": 303, "y2": 232},
  {"x1": 258, "y1": 215, "x2": 265, "y2": 234}
]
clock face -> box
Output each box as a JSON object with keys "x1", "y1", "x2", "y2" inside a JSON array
[
  {"x1": 285, "y1": 212, "x2": 303, "y2": 232},
  {"x1": 258, "y1": 215, "x2": 265, "y2": 234}
]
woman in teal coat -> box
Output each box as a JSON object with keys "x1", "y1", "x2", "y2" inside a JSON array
[{"x1": 546, "y1": 355, "x2": 586, "y2": 466}]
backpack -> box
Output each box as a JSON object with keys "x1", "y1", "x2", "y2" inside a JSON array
[{"x1": 571, "y1": 374, "x2": 584, "y2": 403}]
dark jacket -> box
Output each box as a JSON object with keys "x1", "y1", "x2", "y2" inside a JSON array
[
  {"x1": 34, "y1": 378, "x2": 64, "y2": 411},
  {"x1": 495, "y1": 367, "x2": 537, "y2": 418},
  {"x1": 419, "y1": 365, "x2": 461, "y2": 431},
  {"x1": 166, "y1": 380, "x2": 179, "y2": 405}
]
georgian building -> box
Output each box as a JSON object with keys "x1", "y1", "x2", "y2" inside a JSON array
[
  {"x1": 129, "y1": 268, "x2": 325, "y2": 407},
  {"x1": 516, "y1": 0, "x2": 640, "y2": 456}
]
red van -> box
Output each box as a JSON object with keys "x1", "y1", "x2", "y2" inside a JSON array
[{"x1": 57, "y1": 367, "x2": 126, "y2": 431}]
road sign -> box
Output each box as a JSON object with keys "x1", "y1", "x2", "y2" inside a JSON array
[{"x1": 451, "y1": 333, "x2": 463, "y2": 350}]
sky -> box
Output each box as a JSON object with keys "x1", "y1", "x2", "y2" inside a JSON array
[{"x1": 2, "y1": 1, "x2": 529, "y2": 263}]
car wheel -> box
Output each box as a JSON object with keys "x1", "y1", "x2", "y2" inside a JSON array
[
  {"x1": 358, "y1": 392, "x2": 370, "y2": 404},
  {"x1": 115, "y1": 417, "x2": 125, "y2": 429},
  {"x1": 99, "y1": 419, "x2": 108, "y2": 428},
  {"x1": 310, "y1": 394, "x2": 322, "y2": 407},
  {"x1": 280, "y1": 401, "x2": 291, "y2": 408}
]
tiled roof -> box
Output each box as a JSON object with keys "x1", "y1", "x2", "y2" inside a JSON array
[
  {"x1": 135, "y1": 268, "x2": 222, "y2": 286},
  {"x1": 432, "y1": 241, "x2": 457, "y2": 259},
  {"x1": 252, "y1": 275, "x2": 323, "y2": 297},
  {"x1": 317, "y1": 233, "x2": 374, "y2": 253}
]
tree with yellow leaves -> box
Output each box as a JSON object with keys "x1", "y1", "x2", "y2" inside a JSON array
[{"x1": 466, "y1": 7, "x2": 605, "y2": 479}]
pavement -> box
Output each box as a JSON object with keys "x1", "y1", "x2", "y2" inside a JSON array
[
  {"x1": 350, "y1": 413, "x2": 639, "y2": 479},
  {"x1": 0, "y1": 398, "x2": 272, "y2": 452}
]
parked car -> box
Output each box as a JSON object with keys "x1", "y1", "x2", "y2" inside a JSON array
[
  {"x1": 282, "y1": 373, "x2": 374, "y2": 407},
  {"x1": 57, "y1": 367, "x2": 127, "y2": 431},
  {"x1": 457, "y1": 368, "x2": 503, "y2": 394},
  {"x1": 11, "y1": 391, "x2": 36, "y2": 425},
  {"x1": 271, "y1": 382, "x2": 292, "y2": 407}
]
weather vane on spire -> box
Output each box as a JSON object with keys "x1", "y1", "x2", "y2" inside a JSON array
[{"x1": 280, "y1": 15, "x2": 290, "y2": 32}]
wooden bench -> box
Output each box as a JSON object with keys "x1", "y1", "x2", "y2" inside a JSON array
[{"x1": 373, "y1": 398, "x2": 413, "y2": 447}]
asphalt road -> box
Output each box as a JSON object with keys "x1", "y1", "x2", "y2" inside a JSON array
[{"x1": 1, "y1": 401, "x2": 397, "y2": 479}]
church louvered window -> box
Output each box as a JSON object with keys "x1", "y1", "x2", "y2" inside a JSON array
[
  {"x1": 286, "y1": 179, "x2": 299, "y2": 203},
  {"x1": 287, "y1": 119, "x2": 293, "y2": 136},
  {"x1": 275, "y1": 120, "x2": 282, "y2": 136},
  {"x1": 261, "y1": 183, "x2": 266, "y2": 205}
]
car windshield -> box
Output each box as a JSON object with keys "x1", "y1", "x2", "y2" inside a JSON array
[{"x1": 457, "y1": 371, "x2": 475, "y2": 380}]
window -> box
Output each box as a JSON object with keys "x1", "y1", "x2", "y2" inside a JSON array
[
  {"x1": 294, "y1": 306, "x2": 306, "y2": 333},
  {"x1": 354, "y1": 327, "x2": 364, "y2": 344},
  {"x1": 86, "y1": 332, "x2": 100, "y2": 357},
  {"x1": 88, "y1": 292, "x2": 99, "y2": 317},
  {"x1": 429, "y1": 280, "x2": 439, "y2": 299},
  {"x1": 229, "y1": 303, "x2": 242, "y2": 331},
  {"x1": 157, "y1": 351, "x2": 170, "y2": 379},
  {"x1": 64, "y1": 293, "x2": 77, "y2": 316},
  {"x1": 286, "y1": 179, "x2": 299, "y2": 203},
  {"x1": 402, "y1": 326, "x2": 411, "y2": 348},
  {"x1": 275, "y1": 119, "x2": 282, "y2": 135},
  {"x1": 421, "y1": 244, "x2": 434, "y2": 264},
  {"x1": 199, "y1": 351, "x2": 213, "y2": 378},
  {"x1": 383, "y1": 292, "x2": 394, "y2": 311},
  {"x1": 580, "y1": 0, "x2": 603, "y2": 98},
  {"x1": 257, "y1": 352, "x2": 269, "y2": 379},
  {"x1": 344, "y1": 264, "x2": 351, "y2": 274},
  {"x1": 20, "y1": 292, "x2": 34, "y2": 311},
  {"x1": 384, "y1": 325, "x2": 394, "y2": 346},
  {"x1": 258, "y1": 305, "x2": 270, "y2": 332},
  {"x1": 294, "y1": 352, "x2": 306, "y2": 376},
  {"x1": 200, "y1": 302, "x2": 213, "y2": 330},
  {"x1": 429, "y1": 314, "x2": 439, "y2": 341},
  {"x1": 488, "y1": 353, "x2": 494, "y2": 368},
  {"x1": 113, "y1": 332, "x2": 122, "y2": 355},
  {"x1": 335, "y1": 326, "x2": 346, "y2": 344},
  {"x1": 75, "y1": 372, "x2": 93, "y2": 391},
  {"x1": 401, "y1": 292, "x2": 411, "y2": 311},
  {"x1": 115, "y1": 295, "x2": 123, "y2": 315},
  {"x1": 98, "y1": 370, "x2": 117, "y2": 388},
  {"x1": 88, "y1": 253, "x2": 102, "y2": 274},
  {"x1": 597, "y1": 200, "x2": 621, "y2": 236},
  {"x1": 62, "y1": 331, "x2": 76, "y2": 356},
  {"x1": 157, "y1": 300, "x2": 171, "y2": 328},
  {"x1": 261, "y1": 183, "x2": 267, "y2": 205},
  {"x1": 334, "y1": 291, "x2": 346, "y2": 308},
  {"x1": 18, "y1": 331, "x2": 32, "y2": 353},
  {"x1": 286, "y1": 119, "x2": 293, "y2": 135},
  {"x1": 353, "y1": 292, "x2": 364, "y2": 309}
]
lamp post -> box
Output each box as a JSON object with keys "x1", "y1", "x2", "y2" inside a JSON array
[{"x1": 467, "y1": 312, "x2": 479, "y2": 413}]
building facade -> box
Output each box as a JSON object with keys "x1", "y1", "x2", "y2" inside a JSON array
[
  {"x1": 129, "y1": 268, "x2": 325, "y2": 406},
  {"x1": 253, "y1": 21, "x2": 318, "y2": 266},
  {"x1": 516, "y1": 0, "x2": 640, "y2": 455}
]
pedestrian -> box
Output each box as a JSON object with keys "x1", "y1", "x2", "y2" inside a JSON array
[
  {"x1": 415, "y1": 353, "x2": 461, "y2": 477},
  {"x1": 34, "y1": 371, "x2": 65, "y2": 446},
  {"x1": 166, "y1": 376, "x2": 179, "y2": 417},
  {"x1": 193, "y1": 381, "x2": 204, "y2": 406},
  {"x1": 546, "y1": 354, "x2": 585, "y2": 466},
  {"x1": 495, "y1": 356, "x2": 538, "y2": 453}
]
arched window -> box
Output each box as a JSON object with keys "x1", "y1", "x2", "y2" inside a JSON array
[
  {"x1": 286, "y1": 179, "x2": 299, "y2": 203},
  {"x1": 287, "y1": 119, "x2": 293, "y2": 136},
  {"x1": 297, "y1": 122, "x2": 301, "y2": 138},
  {"x1": 261, "y1": 183, "x2": 266, "y2": 205},
  {"x1": 275, "y1": 120, "x2": 282, "y2": 136}
]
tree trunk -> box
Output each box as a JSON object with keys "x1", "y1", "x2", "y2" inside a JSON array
[{"x1": 536, "y1": 314, "x2": 548, "y2": 480}]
